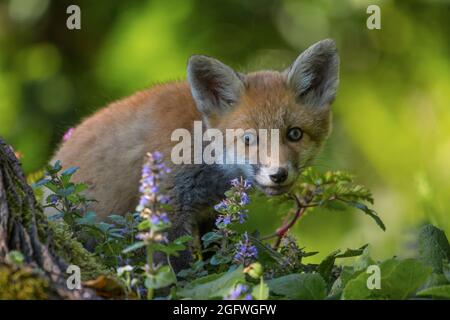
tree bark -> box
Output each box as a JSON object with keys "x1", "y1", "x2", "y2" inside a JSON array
[{"x1": 0, "y1": 138, "x2": 99, "y2": 299}]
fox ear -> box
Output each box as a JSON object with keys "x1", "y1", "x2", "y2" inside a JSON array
[
  {"x1": 187, "y1": 55, "x2": 244, "y2": 116},
  {"x1": 285, "y1": 39, "x2": 339, "y2": 108}
]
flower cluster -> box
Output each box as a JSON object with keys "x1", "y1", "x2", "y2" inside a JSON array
[
  {"x1": 136, "y1": 152, "x2": 172, "y2": 243},
  {"x1": 225, "y1": 284, "x2": 253, "y2": 300},
  {"x1": 279, "y1": 234, "x2": 304, "y2": 271},
  {"x1": 234, "y1": 232, "x2": 258, "y2": 266},
  {"x1": 214, "y1": 177, "x2": 252, "y2": 228}
]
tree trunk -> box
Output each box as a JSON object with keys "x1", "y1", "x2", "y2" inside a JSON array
[{"x1": 0, "y1": 138, "x2": 100, "y2": 299}]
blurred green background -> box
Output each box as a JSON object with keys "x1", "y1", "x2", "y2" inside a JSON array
[{"x1": 0, "y1": 0, "x2": 449, "y2": 262}]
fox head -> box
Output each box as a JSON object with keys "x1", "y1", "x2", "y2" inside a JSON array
[{"x1": 187, "y1": 39, "x2": 339, "y2": 195}]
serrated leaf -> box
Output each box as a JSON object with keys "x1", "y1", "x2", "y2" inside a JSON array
[
  {"x1": 418, "y1": 224, "x2": 450, "y2": 274},
  {"x1": 342, "y1": 258, "x2": 431, "y2": 300},
  {"x1": 416, "y1": 285, "x2": 450, "y2": 299},
  {"x1": 267, "y1": 273, "x2": 327, "y2": 300},
  {"x1": 177, "y1": 266, "x2": 245, "y2": 299}
]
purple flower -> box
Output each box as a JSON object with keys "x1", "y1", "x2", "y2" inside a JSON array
[
  {"x1": 139, "y1": 195, "x2": 150, "y2": 208},
  {"x1": 240, "y1": 192, "x2": 250, "y2": 205},
  {"x1": 152, "y1": 151, "x2": 163, "y2": 162},
  {"x1": 214, "y1": 200, "x2": 228, "y2": 212},
  {"x1": 225, "y1": 284, "x2": 250, "y2": 300},
  {"x1": 234, "y1": 232, "x2": 258, "y2": 266},
  {"x1": 49, "y1": 194, "x2": 59, "y2": 204},
  {"x1": 136, "y1": 151, "x2": 172, "y2": 241},
  {"x1": 150, "y1": 212, "x2": 170, "y2": 225},
  {"x1": 237, "y1": 212, "x2": 247, "y2": 224},
  {"x1": 215, "y1": 214, "x2": 231, "y2": 227},
  {"x1": 230, "y1": 178, "x2": 240, "y2": 187},
  {"x1": 243, "y1": 180, "x2": 252, "y2": 190}
]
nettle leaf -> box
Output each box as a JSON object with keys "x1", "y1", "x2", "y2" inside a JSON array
[
  {"x1": 350, "y1": 246, "x2": 376, "y2": 273},
  {"x1": 177, "y1": 266, "x2": 245, "y2": 299},
  {"x1": 145, "y1": 265, "x2": 176, "y2": 290},
  {"x1": 252, "y1": 280, "x2": 269, "y2": 300},
  {"x1": 267, "y1": 273, "x2": 327, "y2": 300},
  {"x1": 318, "y1": 245, "x2": 368, "y2": 285},
  {"x1": 342, "y1": 258, "x2": 432, "y2": 300},
  {"x1": 418, "y1": 224, "x2": 450, "y2": 274},
  {"x1": 416, "y1": 285, "x2": 450, "y2": 299}
]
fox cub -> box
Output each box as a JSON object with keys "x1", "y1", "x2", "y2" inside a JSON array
[{"x1": 52, "y1": 39, "x2": 339, "y2": 270}]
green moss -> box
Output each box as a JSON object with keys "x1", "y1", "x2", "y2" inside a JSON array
[
  {"x1": 48, "y1": 221, "x2": 110, "y2": 280},
  {"x1": 0, "y1": 265, "x2": 50, "y2": 299}
]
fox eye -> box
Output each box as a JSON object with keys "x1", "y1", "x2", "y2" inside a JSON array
[
  {"x1": 287, "y1": 127, "x2": 303, "y2": 141},
  {"x1": 243, "y1": 132, "x2": 257, "y2": 146}
]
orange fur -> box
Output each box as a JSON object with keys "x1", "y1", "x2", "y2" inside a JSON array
[{"x1": 52, "y1": 72, "x2": 330, "y2": 219}]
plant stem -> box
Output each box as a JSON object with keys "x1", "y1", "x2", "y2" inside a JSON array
[{"x1": 146, "y1": 244, "x2": 154, "y2": 300}]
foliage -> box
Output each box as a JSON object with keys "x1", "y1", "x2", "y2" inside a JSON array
[{"x1": 32, "y1": 156, "x2": 450, "y2": 300}]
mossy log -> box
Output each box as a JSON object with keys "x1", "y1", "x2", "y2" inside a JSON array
[{"x1": 0, "y1": 138, "x2": 105, "y2": 299}]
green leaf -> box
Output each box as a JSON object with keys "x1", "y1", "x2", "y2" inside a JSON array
[
  {"x1": 210, "y1": 253, "x2": 232, "y2": 265},
  {"x1": 418, "y1": 224, "x2": 450, "y2": 274},
  {"x1": 75, "y1": 211, "x2": 97, "y2": 225},
  {"x1": 248, "y1": 235, "x2": 284, "y2": 265},
  {"x1": 345, "y1": 200, "x2": 385, "y2": 231},
  {"x1": 74, "y1": 183, "x2": 88, "y2": 193},
  {"x1": 416, "y1": 285, "x2": 450, "y2": 299},
  {"x1": 122, "y1": 241, "x2": 146, "y2": 254},
  {"x1": 174, "y1": 235, "x2": 192, "y2": 245},
  {"x1": 145, "y1": 265, "x2": 176, "y2": 289},
  {"x1": 138, "y1": 219, "x2": 151, "y2": 231},
  {"x1": 318, "y1": 250, "x2": 340, "y2": 284},
  {"x1": 318, "y1": 245, "x2": 368, "y2": 285},
  {"x1": 342, "y1": 258, "x2": 432, "y2": 300},
  {"x1": 201, "y1": 232, "x2": 223, "y2": 248},
  {"x1": 108, "y1": 214, "x2": 126, "y2": 225},
  {"x1": 252, "y1": 280, "x2": 269, "y2": 300},
  {"x1": 57, "y1": 185, "x2": 75, "y2": 197},
  {"x1": 7, "y1": 251, "x2": 25, "y2": 265},
  {"x1": 153, "y1": 242, "x2": 186, "y2": 257},
  {"x1": 61, "y1": 166, "x2": 79, "y2": 176},
  {"x1": 444, "y1": 261, "x2": 450, "y2": 282},
  {"x1": 32, "y1": 178, "x2": 51, "y2": 188},
  {"x1": 267, "y1": 273, "x2": 327, "y2": 300},
  {"x1": 353, "y1": 246, "x2": 375, "y2": 272},
  {"x1": 177, "y1": 266, "x2": 245, "y2": 299}
]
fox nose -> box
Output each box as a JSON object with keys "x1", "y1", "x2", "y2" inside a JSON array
[{"x1": 269, "y1": 168, "x2": 288, "y2": 184}]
